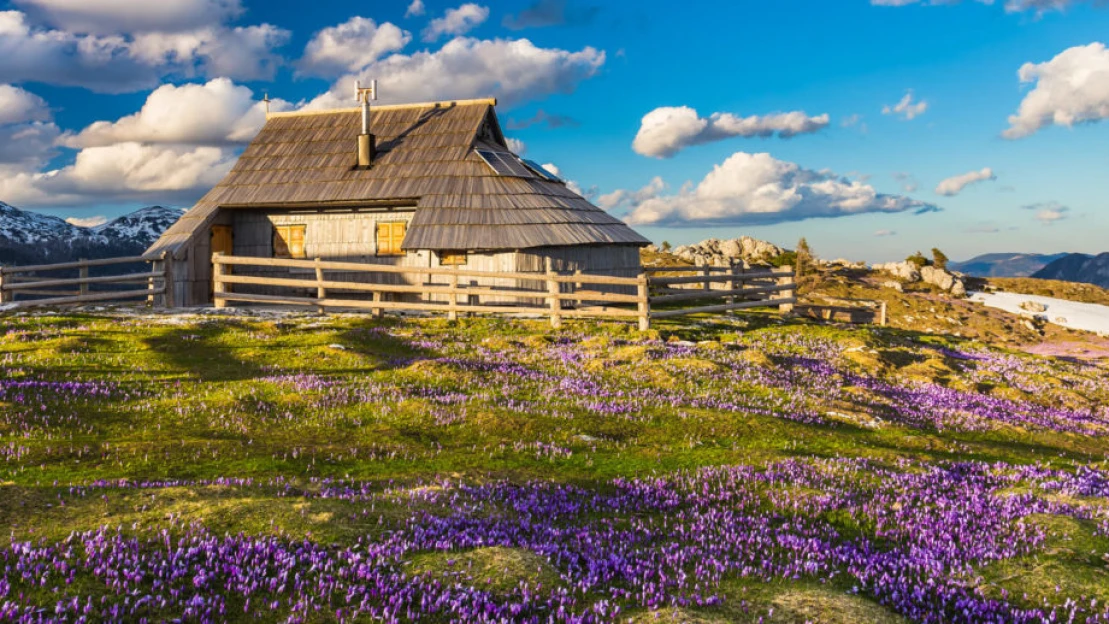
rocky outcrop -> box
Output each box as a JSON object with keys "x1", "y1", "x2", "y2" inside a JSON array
[
  {"x1": 874, "y1": 261, "x2": 966, "y2": 296},
  {"x1": 672, "y1": 237, "x2": 784, "y2": 267}
]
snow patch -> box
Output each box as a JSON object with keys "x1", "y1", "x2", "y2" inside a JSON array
[{"x1": 968, "y1": 291, "x2": 1109, "y2": 336}]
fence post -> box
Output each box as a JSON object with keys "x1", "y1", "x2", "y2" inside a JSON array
[
  {"x1": 161, "y1": 251, "x2": 176, "y2": 309},
  {"x1": 314, "y1": 257, "x2": 326, "y2": 314},
  {"x1": 700, "y1": 262, "x2": 710, "y2": 293},
  {"x1": 79, "y1": 259, "x2": 89, "y2": 297},
  {"x1": 0, "y1": 267, "x2": 9, "y2": 304},
  {"x1": 546, "y1": 257, "x2": 562, "y2": 329},
  {"x1": 778, "y1": 265, "x2": 795, "y2": 314},
  {"x1": 447, "y1": 266, "x2": 459, "y2": 321},
  {"x1": 637, "y1": 272, "x2": 650, "y2": 331},
  {"x1": 371, "y1": 291, "x2": 383, "y2": 318},
  {"x1": 727, "y1": 262, "x2": 740, "y2": 309},
  {"x1": 573, "y1": 269, "x2": 582, "y2": 308},
  {"x1": 878, "y1": 301, "x2": 888, "y2": 327},
  {"x1": 212, "y1": 252, "x2": 227, "y2": 309}
]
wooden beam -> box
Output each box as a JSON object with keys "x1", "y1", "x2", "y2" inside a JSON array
[
  {"x1": 1, "y1": 256, "x2": 152, "y2": 274},
  {"x1": 0, "y1": 271, "x2": 164, "y2": 291},
  {"x1": 650, "y1": 297, "x2": 797, "y2": 319}
]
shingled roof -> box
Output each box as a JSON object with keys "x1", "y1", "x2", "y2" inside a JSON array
[{"x1": 148, "y1": 98, "x2": 648, "y2": 257}]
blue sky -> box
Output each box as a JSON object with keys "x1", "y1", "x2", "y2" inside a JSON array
[{"x1": 1, "y1": 0, "x2": 1107, "y2": 261}]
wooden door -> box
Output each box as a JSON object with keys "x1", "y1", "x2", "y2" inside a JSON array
[
  {"x1": 211, "y1": 225, "x2": 233, "y2": 256},
  {"x1": 210, "y1": 225, "x2": 233, "y2": 300}
]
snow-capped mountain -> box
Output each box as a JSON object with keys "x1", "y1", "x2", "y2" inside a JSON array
[
  {"x1": 0, "y1": 201, "x2": 85, "y2": 246},
  {"x1": 0, "y1": 202, "x2": 184, "y2": 265},
  {"x1": 92, "y1": 206, "x2": 185, "y2": 247}
]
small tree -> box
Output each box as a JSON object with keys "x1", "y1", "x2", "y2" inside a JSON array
[
  {"x1": 906, "y1": 251, "x2": 929, "y2": 268},
  {"x1": 661, "y1": 241, "x2": 672, "y2": 253},
  {"x1": 931, "y1": 247, "x2": 949, "y2": 270},
  {"x1": 795, "y1": 238, "x2": 813, "y2": 278}
]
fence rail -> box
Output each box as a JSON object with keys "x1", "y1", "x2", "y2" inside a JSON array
[
  {"x1": 212, "y1": 254, "x2": 796, "y2": 329},
  {"x1": 0, "y1": 252, "x2": 172, "y2": 310}
]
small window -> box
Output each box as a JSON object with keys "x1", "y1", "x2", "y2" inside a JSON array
[
  {"x1": 376, "y1": 221, "x2": 407, "y2": 256},
  {"x1": 439, "y1": 250, "x2": 467, "y2": 266},
  {"x1": 273, "y1": 224, "x2": 307, "y2": 259}
]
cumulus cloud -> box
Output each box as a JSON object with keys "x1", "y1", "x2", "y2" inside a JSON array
[
  {"x1": 405, "y1": 0, "x2": 426, "y2": 18},
  {"x1": 1, "y1": 143, "x2": 236, "y2": 207},
  {"x1": 1003, "y1": 43, "x2": 1109, "y2": 139},
  {"x1": 505, "y1": 137, "x2": 527, "y2": 155},
  {"x1": 0, "y1": 84, "x2": 59, "y2": 166},
  {"x1": 632, "y1": 106, "x2": 831, "y2": 158},
  {"x1": 0, "y1": 84, "x2": 50, "y2": 125},
  {"x1": 129, "y1": 24, "x2": 290, "y2": 82},
  {"x1": 303, "y1": 37, "x2": 605, "y2": 110},
  {"x1": 503, "y1": 0, "x2": 601, "y2": 29},
  {"x1": 63, "y1": 78, "x2": 290, "y2": 149},
  {"x1": 298, "y1": 17, "x2": 410, "y2": 77},
  {"x1": 65, "y1": 215, "x2": 108, "y2": 227},
  {"x1": 12, "y1": 0, "x2": 243, "y2": 34},
  {"x1": 0, "y1": 10, "x2": 162, "y2": 92},
  {"x1": 935, "y1": 167, "x2": 996, "y2": 196},
  {"x1": 605, "y1": 152, "x2": 937, "y2": 227},
  {"x1": 1024, "y1": 201, "x2": 1070, "y2": 224},
  {"x1": 422, "y1": 4, "x2": 489, "y2": 42},
  {"x1": 0, "y1": 10, "x2": 290, "y2": 91},
  {"x1": 882, "y1": 90, "x2": 928, "y2": 120}
]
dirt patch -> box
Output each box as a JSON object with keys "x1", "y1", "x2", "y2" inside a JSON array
[{"x1": 770, "y1": 588, "x2": 907, "y2": 623}]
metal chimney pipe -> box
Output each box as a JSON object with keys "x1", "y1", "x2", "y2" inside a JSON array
[{"x1": 356, "y1": 79, "x2": 377, "y2": 168}]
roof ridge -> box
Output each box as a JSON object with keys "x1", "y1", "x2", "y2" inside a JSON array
[{"x1": 267, "y1": 98, "x2": 498, "y2": 119}]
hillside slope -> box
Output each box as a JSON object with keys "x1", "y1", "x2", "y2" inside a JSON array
[
  {"x1": 1033, "y1": 252, "x2": 1109, "y2": 288},
  {"x1": 950, "y1": 252, "x2": 1068, "y2": 277}
]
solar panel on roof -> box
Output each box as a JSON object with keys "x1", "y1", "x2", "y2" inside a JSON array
[
  {"x1": 521, "y1": 159, "x2": 564, "y2": 183},
  {"x1": 476, "y1": 149, "x2": 535, "y2": 178}
]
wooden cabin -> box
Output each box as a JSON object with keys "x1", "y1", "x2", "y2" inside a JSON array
[{"x1": 147, "y1": 97, "x2": 650, "y2": 307}]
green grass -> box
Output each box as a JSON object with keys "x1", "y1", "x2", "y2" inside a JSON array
[{"x1": 1, "y1": 309, "x2": 1107, "y2": 620}]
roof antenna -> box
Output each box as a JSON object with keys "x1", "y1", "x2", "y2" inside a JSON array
[
  {"x1": 355, "y1": 80, "x2": 377, "y2": 168},
  {"x1": 263, "y1": 92, "x2": 271, "y2": 114}
]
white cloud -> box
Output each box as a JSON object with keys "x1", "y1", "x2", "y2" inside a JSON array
[
  {"x1": 64, "y1": 78, "x2": 290, "y2": 149},
  {"x1": 871, "y1": 0, "x2": 1083, "y2": 14},
  {"x1": 303, "y1": 37, "x2": 605, "y2": 110},
  {"x1": 1003, "y1": 43, "x2": 1109, "y2": 139},
  {"x1": 0, "y1": 10, "x2": 161, "y2": 92},
  {"x1": 129, "y1": 24, "x2": 290, "y2": 82},
  {"x1": 874, "y1": 229, "x2": 897, "y2": 237},
  {"x1": 406, "y1": 0, "x2": 426, "y2": 18},
  {"x1": 882, "y1": 90, "x2": 928, "y2": 120},
  {"x1": 632, "y1": 106, "x2": 830, "y2": 158},
  {"x1": 299, "y1": 17, "x2": 410, "y2": 77},
  {"x1": 422, "y1": 4, "x2": 489, "y2": 42},
  {"x1": 505, "y1": 137, "x2": 527, "y2": 155},
  {"x1": 0, "y1": 84, "x2": 59, "y2": 166},
  {"x1": 0, "y1": 84, "x2": 50, "y2": 125},
  {"x1": 65, "y1": 215, "x2": 108, "y2": 227},
  {"x1": 13, "y1": 0, "x2": 243, "y2": 34},
  {"x1": 597, "y1": 176, "x2": 666, "y2": 211},
  {"x1": 1024, "y1": 201, "x2": 1070, "y2": 224},
  {"x1": 4, "y1": 143, "x2": 236, "y2": 207},
  {"x1": 935, "y1": 167, "x2": 995, "y2": 196},
  {"x1": 608, "y1": 152, "x2": 937, "y2": 227},
  {"x1": 538, "y1": 162, "x2": 588, "y2": 197},
  {"x1": 0, "y1": 10, "x2": 289, "y2": 91}
]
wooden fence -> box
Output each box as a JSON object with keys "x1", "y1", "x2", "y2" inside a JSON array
[
  {"x1": 0, "y1": 253, "x2": 172, "y2": 309},
  {"x1": 211, "y1": 254, "x2": 796, "y2": 330}
]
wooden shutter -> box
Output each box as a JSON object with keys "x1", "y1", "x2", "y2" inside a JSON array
[
  {"x1": 440, "y1": 250, "x2": 467, "y2": 265},
  {"x1": 274, "y1": 225, "x2": 307, "y2": 259},
  {"x1": 376, "y1": 221, "x2": 406, "y2": 256}
]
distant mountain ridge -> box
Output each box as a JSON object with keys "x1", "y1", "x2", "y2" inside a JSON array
[
  {"x1": 1032, "y1": 253, "x2": 1109, "y2": 289},
  {"x1": 0, "y1": 202, "x2": 184, "y2": 266},
  {"x1": 949, "y1": 252, "x2": 1070, "y2": 278}
]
